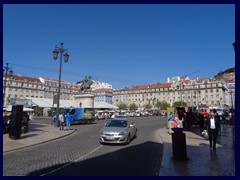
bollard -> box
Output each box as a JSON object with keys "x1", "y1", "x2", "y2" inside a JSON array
[
  {"x1": 171, "y1": 128, "x2": 187, "y2": 161},
  {"x1": 9, "y1": 105, "x2": 23, "y2": 140}
]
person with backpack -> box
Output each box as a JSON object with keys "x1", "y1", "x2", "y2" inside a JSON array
[{"x1": 168, "y1": 112, "x2": 175, "y2": 134}]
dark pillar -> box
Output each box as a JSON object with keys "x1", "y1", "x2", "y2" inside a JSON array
[
  {"x1": 171, "y1": 128, "x2": 187, "y2": 161},
  {"x1": 9, "y1": 105, "x2": 23, "y2": 140}
]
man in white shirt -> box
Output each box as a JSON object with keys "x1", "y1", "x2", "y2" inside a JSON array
[
  {"x1": 60, "y1": 112, "x2": 65, "y2": 131},
  {"x1": 207, "y1": 111, "x2": 220, "y2": 150}
]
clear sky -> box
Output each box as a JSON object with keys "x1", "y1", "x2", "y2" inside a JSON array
[{"x1": 3, "y1": 4, "x2": 235, "y2": 89}]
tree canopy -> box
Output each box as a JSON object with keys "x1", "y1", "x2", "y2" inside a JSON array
[{"x1": 172, "y1": 101, "x2": 187, "y2": 107}]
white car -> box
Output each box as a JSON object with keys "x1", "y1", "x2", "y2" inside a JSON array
[{"x1": 100, "y1": 117, "x2": 137, "y2": 144}]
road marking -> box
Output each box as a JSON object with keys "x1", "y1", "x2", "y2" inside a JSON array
[{"x1": 40, "y1": 145, "x2": 103, "y2": 176}]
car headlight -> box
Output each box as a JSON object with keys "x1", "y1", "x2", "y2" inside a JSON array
[{"x1": 119, "y1": 132, "x2": 126, "y2": 136}]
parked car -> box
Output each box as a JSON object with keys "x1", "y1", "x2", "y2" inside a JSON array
[{"x1": 100, "y1": 116, "x2": 137, "y2": 144}]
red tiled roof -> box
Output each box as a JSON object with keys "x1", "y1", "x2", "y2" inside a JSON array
[
  {"x1": 70, "y1": 84, "x2": 80, "y2": 89},
  {"x1": 3, "y1": 74, "x2": 41, "y2": 83},
  {"x1": 43, "y1": 77, "x2": 69, "y2": 84},
  {"x1": 113, "y1": 82, "x2": 172, "y2": 92}
]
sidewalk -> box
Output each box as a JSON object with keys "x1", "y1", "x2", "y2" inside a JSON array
[
  {"x1": 159, "y1": 124, "x2": 235, "y2": 176},
  {"x1": 3, "y1": 123, "x2": 75, "y2": 153}
]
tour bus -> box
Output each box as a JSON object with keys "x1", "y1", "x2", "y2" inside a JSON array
[{"x1": 54, "y1": 107, "x2": 95, "y2": 125}]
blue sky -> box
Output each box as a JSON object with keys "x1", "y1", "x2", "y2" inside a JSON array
[{"x1": 3, "y1": 4, "x2": 235, "y2": 89}]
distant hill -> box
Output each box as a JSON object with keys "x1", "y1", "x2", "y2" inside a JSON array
[{"x1": 214, "y1": 67, "x2": 235, "y2": 78}]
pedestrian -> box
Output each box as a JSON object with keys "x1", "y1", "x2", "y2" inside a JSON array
[
  {"x1": 199, "y1": 109, "x2": 204, "y2": 131},
  {"x1": 206, "y1": 112, "x2": 220, "y2": 150},
  {"x1": 59, "y1": 112, "x2": 65, "y2": 131},
  {"x1": 174, "y1": 115, "x2": 179, "y2": 128},
  {"x1": 167, "y1": 112, "x2": 174, "y2": 134},
  {"x1": 186, "y1": 108, "x2": 194, "y2": 130},
  {"x1": 203, "y1": 109, "x2": 209, "y2": 129},
  {"x1": 65, "y1": 113, "x2": 73, "y2": 130},
  {"x1": 229, "y1": 108, "x2": 235, "y2": 144},
  {"x1": 52, "y1": 114, "x2": 56, "y2": 126},
  {"x1": 177, "y1": 107, "x2": 185, "y2": 129}
]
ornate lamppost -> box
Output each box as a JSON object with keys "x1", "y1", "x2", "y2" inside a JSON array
[
  {"x1": 52, "y1": 43, "x2": 69, "y2": 126},
  {"x1": 3, "y1": 63, "x2": 13, "y2": 106}
]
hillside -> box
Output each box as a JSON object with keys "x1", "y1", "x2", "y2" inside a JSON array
[{"x1": 214, "y1": 67, "x2": 235, "y2": 78}]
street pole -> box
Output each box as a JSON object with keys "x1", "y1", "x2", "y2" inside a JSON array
[
  {"x1": 230, "y1": 90, "x2": 234, "y2": 109},
  {"x1": 57, "y1": 43, "x2": 63, "y2": 121},
  {"x1": 3, "y1": 63, "x2": 13, "y2": 107},
  {"x1": 53, "y1": 43, "x2": 69, "y2": 127}
]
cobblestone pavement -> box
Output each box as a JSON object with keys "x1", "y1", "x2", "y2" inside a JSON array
[
  {"x1": 3, "y1": 123, "x2": 74, "y2": 152},
  {"x1": 3, "y1": 117, "x2": 235, "y2": 176},
  {"x1": 3, "y1": 116, "x2": 164, "y2": 176},
  {"x1": 159, "y1": 124, "x2": 235, "y2": 176}
]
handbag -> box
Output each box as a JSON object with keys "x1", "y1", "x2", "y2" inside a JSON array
[{"x1": 201, "y1": 130, "x2": 209, "y2": 139}]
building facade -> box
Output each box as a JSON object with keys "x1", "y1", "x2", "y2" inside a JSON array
[
  {"x1": 92, "y1": 88, "x2": 113, "y2": 104},
  {"x1": 112, "y1": 77, "x2": 230, "y2": 109},
  {"x1": 3, "y1": 74, "x2": 45, "y2": 106},
  {"x1": 3, "y1": 73, "x2": 234, "y2": 110}
]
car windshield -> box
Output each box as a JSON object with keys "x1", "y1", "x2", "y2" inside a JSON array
[
  {"x1": 60, "y1": 108, "x2": 71, "y2": 114},
  {"x1": 106, "y1": 120, "x2": 127, "y2": 127},
  {"x1": 216, "y1": 109, "x2": 223, "y2": 112}
]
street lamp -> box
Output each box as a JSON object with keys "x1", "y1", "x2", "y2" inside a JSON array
[
  {"x1": 3, "y1": 63, "x2": 13, "y2": 106},
  {"x1": 52, "y1": 43, "x2": 69, "y2": 126}
]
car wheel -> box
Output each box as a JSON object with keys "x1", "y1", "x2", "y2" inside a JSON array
[
  {"x1": 126, "y1": 134, "x2": 131, "y2": 144},
  {"x1": 134, "y1": 129, "x2": 137, "y2": 138}
]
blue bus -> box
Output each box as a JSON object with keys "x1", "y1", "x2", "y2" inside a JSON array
[{"x1": 54, "y1": 108, "x2": 95, "y2": 125}]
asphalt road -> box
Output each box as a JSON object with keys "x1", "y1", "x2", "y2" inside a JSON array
[{"x1": 3, "y1": 116, "x2": 166, "y2": 176}]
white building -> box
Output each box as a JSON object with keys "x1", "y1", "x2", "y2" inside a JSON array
[{"x1": 112, "y1": 77, "x2": 230, "y2": 109}]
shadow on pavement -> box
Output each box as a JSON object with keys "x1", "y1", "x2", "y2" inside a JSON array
[{"x1": 28, "y1": 141, "x2": 163, "y2": 176}]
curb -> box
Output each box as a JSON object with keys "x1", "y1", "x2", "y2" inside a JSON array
[{"x1": 157, "y1": 128, "x2": 172, "y2": 176}]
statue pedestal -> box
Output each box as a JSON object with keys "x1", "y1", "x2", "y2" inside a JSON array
[{"x1": 74, "y1": 94, "x2": 94, "y2": 108}]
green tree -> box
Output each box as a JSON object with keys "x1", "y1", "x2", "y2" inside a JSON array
[
  {"x1": 172, "y1": 101, "x2": 187, "y2": 107},
  {"x1": 129, "y1": 103, "x2": 138, "y2": 111},
  {"x1": 155, "y1": 101, "x2": 161, "y2": 109},
  {"x1": 156, "y1": 101, "x2": 170, "y2": 110},
  {"x1": 118, "y1": 103, "x2": 128, "y2": 110},
  {"x1": 144, "y1": 103, "x2": 152, "y2": 110}
]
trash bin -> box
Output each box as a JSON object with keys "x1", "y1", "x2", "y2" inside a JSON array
[
  {"x1": 9, "y1": 105, "x2": 23, "y2": 140},
  {"x1": 171, "y1": 128, "x2": 187, "y2": 161}
]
